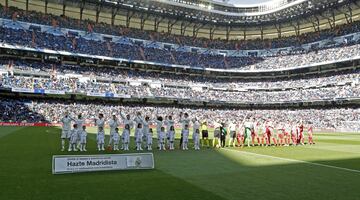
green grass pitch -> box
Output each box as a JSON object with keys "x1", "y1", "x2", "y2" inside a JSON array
[{"x1": 0, "y1": 126, "x2": 359, "y2": 200}]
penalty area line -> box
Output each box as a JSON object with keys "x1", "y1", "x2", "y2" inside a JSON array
[{"x1": 222, "y1": 148, "x2": 360, "y2": 174}]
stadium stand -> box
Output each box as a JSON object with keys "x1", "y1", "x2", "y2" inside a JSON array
[
  {"x1": 0, "y1": 0, "x2": 359, "y2": 132},
  {"x1": 2, "y1": 4, "x2": 360, "y2": 50}
]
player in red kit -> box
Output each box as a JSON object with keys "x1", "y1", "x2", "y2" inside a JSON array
[
  {"x1": 236, "y1": 121, "x2": 244, "y2": 147},
  {"x1": 277, "y1": 122, "x2": 286, "y2": 146},
  {"x1": 297, "y1": 121, "x2": 304, "y2": 145},
  {"x1": 291, "y1": 121, "x2": 298, "y2": 145},
  {"x1": 259, "y1": 120, "x2": 267, "y2": 146},
  {"x1": 265, "y1": 120, "x2": 275, "y2": 146},
  {"x1": 308, "y1": 123, "x2": 315, "y2": 145}
]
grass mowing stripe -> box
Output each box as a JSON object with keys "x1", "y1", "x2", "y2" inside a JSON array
[
  {"x1": 0, "y1": 127, "x2": 25, "y2": 139},
  {"x1": 222, "y1": 148, "x2": 360, "y2": 174},
  {"x1": 317, "y1": 139, "x2": 360, "y2": 145},
  {"x1": 305, "y1": 143, "x2": 360, "y2": 155}
]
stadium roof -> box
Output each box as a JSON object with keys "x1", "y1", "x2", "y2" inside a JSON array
[
  {"x1": 22, "y1": 0, "x2": 360, "y2": 40},
  {"x1": 197, "y1": 0, "x2": 295, "y2": 7},
  {"x1": 225, "y1": 0, "x2": 272, "y2": 6},
  {"x1": 98, "y1": 0, "x2": 357, "y2": 25}
]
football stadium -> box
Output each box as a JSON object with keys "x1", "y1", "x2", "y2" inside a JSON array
[{"x1": 0, "y1": 0, "x2": 360, "y2": 199}]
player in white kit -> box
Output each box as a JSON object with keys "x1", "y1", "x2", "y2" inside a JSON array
[
  {"x1": 79, "y1": 125, "x2": 87, "y2": 151},
  {"x1": 147, "y1": 128, "x2": 154, "y2": 151},
  {"x1": 165, "y1": 115, "x2": 175, "y2": 148},
  {"x1": 120, "y1": 110, "x2": 134, "y2": 129},
  {"x1": 60, "y1": 112, "x2": 73, "y2": 151},
  {"x1": 120, "y1": 111, "x2": 133, "y2": 150},
  {"x1": 140, "y1": 116, "x2": 151, "y2": 149},
  {"x1": 165, "y1": 115, "x2": 175, "y2": 132},
  {"x1": 182, "y1": 124, "x2": 190, "y2": 150},
  {"x1": 133, "y1": 112, "x2": 144, "y2": 146},
  {"x1": 94, "y1": 113, "x2": 105, "y2": 147},
  {"x1": 159, "y1": 127, "x2": 166, "y2": 150},
  {"x1": 228, "y1": 121, "x2": 237, "y2": 147},
  {"x1": 122, "y1": 124, "x2": 131, "y2": 151},
  {"x1": 154, "y1": 115, "x2": 164, "y2": 149},
  {"x1": 168, "y1": 126, "x2": 175, "y2": 150},
  {"x1": 108, "y1": 114, "x2": 120, "y2": 146},
  {"x1": 179, "y1": 112, "x2": 190, "y2": 148},
  {"x1": 68, "y1": 124, "x2": 78, "y2": 152},
  {"x1": 135, "y1": 123, "x2": 143, "y2": 151},
  {"x1": 112, "y1": 128, "x2": 120, "y2": 151},
  {"x1": 193, "y1": 128, "x2": 200, "y2": 150},
  {"x1": 97, "y1": 126, "x2": 105, "y2": 151},
  {"x1": 192, "y1": 117, "x2": 200, "y2": 143}
]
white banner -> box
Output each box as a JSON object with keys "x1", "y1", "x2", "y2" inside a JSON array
[
  {"x1": 86, "y1": 92, "x2": 105, "y2": 97},
  {"x1": 52, "y1": 153, "x2": 154, "y2": 174},
  {"x1": 45, "y1": 89, "x2": 66, "y2": 95},
  {"x1": 11, "y1": 87, "x2": 34, "y2": 93},
  {"x1": 114, "y1": 94, "x2": 131, "y2": 98}
]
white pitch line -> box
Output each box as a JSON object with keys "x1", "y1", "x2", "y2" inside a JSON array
[{"x1": 222, "y1": 148, "x2": 360, "y2": 174}]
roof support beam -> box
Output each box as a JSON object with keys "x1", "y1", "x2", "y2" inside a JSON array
[
  {"x1": 126, "y1": 10, "x2": 135, "y2": 28},
  {"x1": 243, "y1": 27, "x2": 246, "y2": 40},
  {"x1": 25, "y1": 0, "x2": 29, "y2": 13},
  {"x1": 111, "y1": 5, "x2": 119, "y2": 26},
  {"x1": 291, "y1": 21, "x2": 300, "y2": 37},
  {"x1": 193, "y1": 23, "x2": 206, "y2": 38},
  {"x1": 79, "y1": 0, "x2": 85, "y2": 22},
  {"x1": 311, "y1": 16, "x2": 320, "y2": 32},
  {"x1": 181, "y1": 21, "x2": 192, "y2": 36},
  {"x1": 226, "y1": 26, "x2": 231, "y2": 41},
  {"x1": 45, "y1": 0, "x2": 48, "y2": 14},
  {"x1": 344, "y1": 6, "x2": 353, "y2": 24},
  {"x1": 275, "y1": 24, "x2": 281, "y2": 38},
  {"x1": 167, "y1": 19, "x2": 178, "y2": 34},
  {"x1": 154, "y1": 17, "x2": 164, "y2": 32},
  {"x1": 62, "y1": 1, "x2": 66, "y2": 16},
  {"x1": 140, "y1": 13, "x2": 150, "y2": 30},
  {"x1": 95, "y1": 2, "x2": 103, "y2": 24},
  {"x1": 326, "y1": 10, "x2": 336, "y2": 29},
  {"x1": 209, "y1": 25, "x2": 216, "y2": 40}
]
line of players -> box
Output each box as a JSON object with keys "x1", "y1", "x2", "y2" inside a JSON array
[
  {"x1": 61, "y1": 111, "x2": 193, "y2": 152},
  {"x1": 60, "y1": 111, "x2": 315, "y2": 152},
  {"x1": 227, "y1": 117, "x2": 315, "y2": 148}
]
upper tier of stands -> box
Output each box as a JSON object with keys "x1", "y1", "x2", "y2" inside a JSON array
[
  {"x1": 2, "y1": 5, "x2": 360, "y2": 50},
  {"x1": 2, "y1": 22, "x2": 360, "y2": 70}
]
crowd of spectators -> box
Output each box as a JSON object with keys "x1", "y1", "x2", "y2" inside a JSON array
[
  {"x1": 2, "y1": 24, "x2": 360, "y2": 70},
  {"x1": 2, "y1": 5, "x2": 360, "y2": 50},
  {"x1": 0, "y1": 26, "x2": 258, "y2": 69},
  {"x1": 1, "y1": 66, "x2": 359, "y2": 102},
  {"x1": 1, "y1": 60, "x2": 359, "y2": 89},
  {"x1": 1, "y1": 98, "x2": 359, "y2": 131},
  {"x1": 150, "y1": 85, "x2": 360, "y2": 102}
]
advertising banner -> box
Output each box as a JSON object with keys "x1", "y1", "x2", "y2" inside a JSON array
[
  {"x1": 45, "y1": 90, "x2": 66, "y2": 95},
  {"x1": 52, "y1": 153, "x2": 154, "y2": 174},
  {"x1": 11, "y1": 87, "x2": 34, "y2": 93},
  {"x1": 87, "y1": 92, "x2": 105, "y2": 97}
]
